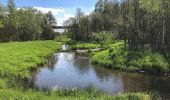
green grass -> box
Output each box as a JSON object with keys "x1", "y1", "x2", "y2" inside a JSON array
[
  {"x1": 92, "y1": 41, "x2": 169, "y2": 73},
  {"x1": 70, "y1": 42, "x2": 101, "y2": 50},
  {"x1": 0, "y1": 88, "x2": 159, "y2": 100},
  {"x1": 0, "y1": 41, "x2": 61, "y2": 79}
]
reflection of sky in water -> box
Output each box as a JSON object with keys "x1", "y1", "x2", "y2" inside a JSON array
[
  {"x1": 34, "y1": 53, "x2": 124, "y2": 94},
  {"x1": 54, "y1": 29, "x2": 64, "y2": 33},
  {"x1": 33, "y1": 52, "x2": 170, "y2": 99}
]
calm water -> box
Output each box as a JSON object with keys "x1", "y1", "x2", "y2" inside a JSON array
[{"x1": 32, "y1": 52, "x2": 170, "y2": 99}]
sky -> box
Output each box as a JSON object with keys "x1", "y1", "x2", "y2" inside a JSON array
[{"x1": 1, "y1": 0, "x2": 98, "y2": 25}]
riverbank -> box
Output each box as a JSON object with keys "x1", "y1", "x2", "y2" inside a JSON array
[
  {"x1": 0, "y1": 88, "x2": 158, "y2": 100},
  {"x1": 92, "y1": 41, "x2": 169, "y2": 74},
  {"x1": 0, "y1": 41, "x2": 61, "y2": 79},
  {"x1": 69, "y1": 42, "x2": 101, "y2": 50},
  {"x1": 0, "y1": 41, "x2": 162, "y2": 100}
]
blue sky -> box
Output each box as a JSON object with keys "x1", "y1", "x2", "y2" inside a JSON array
[{"x1": 1, "y1": 0, "x2": 98, "y2": 25}]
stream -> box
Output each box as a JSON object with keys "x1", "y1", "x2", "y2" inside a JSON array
[{"x1": 31, "y1": 45, "x2": 170, "y2": 99}]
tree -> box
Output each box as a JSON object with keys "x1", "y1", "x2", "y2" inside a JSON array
[
  {"x1": 65, "y1": 0, "x2": 170, "y2": 54},
  {"x1": 0, "y1": 0, "x2": 56, "y2": 42},
  {"x1": 46, "y1": 11, "x2": 56, "y2": 25},
  {"x1": 6, "y1": 0, "x2": 19, "y2": 41},
  {"x1": 95, "y1": 0, "x2": 105, "y2": 13},
  {"x1": 90, "y1": 12, "x2": 104, "y2": 32}
]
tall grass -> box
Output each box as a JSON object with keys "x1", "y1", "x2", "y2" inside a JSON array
[
  {"x1": 92, "y1": 41, "x2": 169, "y2": 73},
  {"x1": 0, "y1": 88, "x2": 159, "y2": 100}
]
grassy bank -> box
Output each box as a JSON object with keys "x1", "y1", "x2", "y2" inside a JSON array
[
  {"x1": 0, "y1": 41, "x2": 61, "y2": 79},
  {"x1": 92, "y1": 41, "x2": 169, "y2": 73},
  {"x1": 0, "y1": 88, "x2": 159, "y2": 100},
  {"x1": 70, "y1": 42, "x2": 101, "y2": 50},
  {"x1": 0, "y1": 41, "x2": 161, "y2": 99}
]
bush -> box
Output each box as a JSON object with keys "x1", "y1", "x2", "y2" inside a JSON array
[
  {"x1": 109, "y1": 48, "x2": 113, "y2": 53},
  {"x1": 67, "y1": 40, "x2": 77, "y2": 45}
]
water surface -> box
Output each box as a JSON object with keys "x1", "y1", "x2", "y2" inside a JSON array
[{"x1": 32, "y1": 52, "x2": 170, "y2": 99}]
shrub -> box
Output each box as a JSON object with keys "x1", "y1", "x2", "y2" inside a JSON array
[
  {"x1": 109, "y1": 48, "x2": 113, "y2": 53},
  {"x1": 88, "y1": 49, "x2": 91, "y2": 53},
  {"x1": 67, "y1": 40, "x2": 77, "y2": 45}
]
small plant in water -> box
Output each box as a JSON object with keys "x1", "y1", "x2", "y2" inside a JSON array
[{"x1": 88, "y1": 49, "x2": 91, "y2": 53}]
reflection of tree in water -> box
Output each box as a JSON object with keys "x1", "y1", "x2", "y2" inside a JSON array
[
  {"x1": 148, "y1": 76, "x2": 170, "y2": 99},
  {"x1": 29, "y1": 76, "x2": 38, "y2": 89},
  {"x1": 46, "y1": 54, "x2": 58, "y2": 71},
  {"x1": 73, "y1": 54, "x2": 91, "y2": 75},
  {"x1": 121, "y1": 72, "x2": 151, "y2": 92},
  {"x1": 122, "y1": 73, "x2": 170, "y2": 99},
  {"x1": 93, "y1": 65, "x2": 112, "y2": 80}
]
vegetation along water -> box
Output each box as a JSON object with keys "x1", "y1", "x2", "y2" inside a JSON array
[{"x1": 0, "y1": 0, "x2": 170, "y2": 100}]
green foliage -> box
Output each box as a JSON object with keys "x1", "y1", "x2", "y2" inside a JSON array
[
  {"x1": 0, "y1": 0, "x2": 57, "y2": 42},
  {"x1": 41, "y1": 25, "x2": 55, "y2": 40},
  {"x1": 17, "y1": 8, "x2": 45, "y2": 41},
  {"x1": 55, "y1": 35, "x2": 71, "y2": 42},
  {"x1": 0, "y1": 88, "x2": 157, "y2": 100},
  {"x1": 65, "y1": 0, "x2": 170, "y2": 54},
  {"x1": 140, "y1": 0, "x2": 161, "y2": 12},
  {"x1": 92, "y1": 41, "x2": 169, "y2": 73},
  {"x1": 90, "y1": 32, "x2": 116, "y2": 42},
  {"x1": 70, "y1": 43, "x2": 101, "y2": 50},
  {"x1": 112, "y1": 92, "x2": 161, "y2": 100}
]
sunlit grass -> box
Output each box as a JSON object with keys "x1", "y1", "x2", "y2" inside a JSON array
[
  {"x1": 0, "y1": 41, "x2": 61, "y2": 79},
  {"x1": 70, "y1": 43, "x2": 101, "y2": 50},
  {"x1": 0, "y1": 88, "x2": 159, "y2": 100},
  {"x1": 92, "y1": 41, "x2": 169, "y2": 73}
]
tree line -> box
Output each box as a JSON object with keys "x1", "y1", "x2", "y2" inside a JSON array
[
  {"x1": 0, "y1": 0, "x2": 56, "y2": 42},
  {"x1": 65, "y1": 0, "x2": 170, "y2": 53}
]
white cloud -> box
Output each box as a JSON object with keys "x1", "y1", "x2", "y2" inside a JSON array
[
  {"x1": 34, "y1": 7, "x2": 65, "y2": 15},
  {"x1": 34, "y1": 6, "x2": 93, "y2": 26},
  {"x1": 34, "y1": 7, "x2": 75, "y2": 26},
  {"x1": 64, "y1": 14, "x2": 74, "y2": 18},
  {"x1": 57, "y1": 13, "x2": 74, "y2": 26}
]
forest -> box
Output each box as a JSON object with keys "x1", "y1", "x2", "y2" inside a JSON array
[
  {"x1": 0, "y1": 0, "x2": 56, "y2": 42},
  {"x1": 63, "y1": 0, "x2": 170, "y2": 74},
  {"x1": 65, "y1": 0, "x2": 170, "y2": 53}
]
